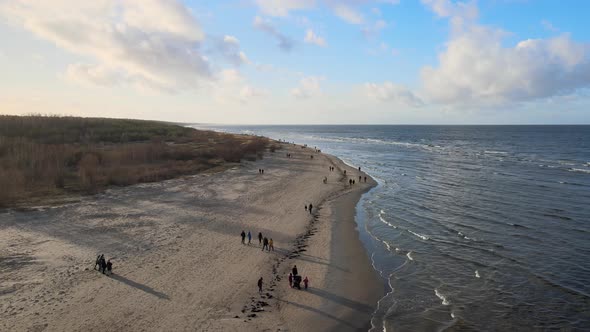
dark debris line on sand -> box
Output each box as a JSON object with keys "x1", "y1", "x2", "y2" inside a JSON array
[{"x1": 239, "y1": 211, "x2": 320, "y2": 322}]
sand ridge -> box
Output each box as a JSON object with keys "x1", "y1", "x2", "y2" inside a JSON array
[{"x1": 0, "y1": 143, "x2": 381, "y2": 331}]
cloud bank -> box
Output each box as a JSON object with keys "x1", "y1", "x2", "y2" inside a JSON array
[{"x1": 0, "y1": 0, "x2": 211, "y2": 92}]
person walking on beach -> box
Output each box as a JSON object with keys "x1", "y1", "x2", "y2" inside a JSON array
[
  {"x1": 358, "y1": 166, "x2": 361, "y2": 172},
  {"x1": 247, "y1": 231, "x2": 252, "y2": 244},
  {"x1": 305, "y1": 205, "x2": 308, "y2": 212},
  {"x1": 241, "y1": 230, "x2": 246, "y2": 244},
  {"x1": 359, "y1": 175, "x2": 362, "y2": 182},
  {"x1": 344, "y1": 170, "x2": 346, "y2": 175},
  {"x1": 258, "y1": 232, "x2": 263, "y2": 245},
  {"x1": 349, "y1": 179, "x2": 352, "y2": 186},
  {"x1": 303, "y1": 276, "x2": 309, "y2": 290},
  {"x1": 292, "y1": 265, "x2": 298, "y2": 276},
  {"x1": 309, "y1": 203, "x2": 313, "y2": 214},
  {"x1": 288, "y1": 273, "x2": 293, "y2": 288},
  {"x1": 364, "y1": 176, "x2": 367, "y2": 183},
  {"x1": 269, "y1": 238, "x2": 274, "y2": 251},
  {"x1": 262, "y1": 237, "x2": 269, "y2": 251},
  {"x1": 94, "y1": 254, "x2": 103, "y2": 270},
  {"x1": 99, "y1": 256, "x2": 107, "y2": 274},
  {"x1": 106, "y1": 259, "x2": 113, "y2": 276},
  {"x1": 258, "y1": 277, "x2": 263, "y2": 293}
]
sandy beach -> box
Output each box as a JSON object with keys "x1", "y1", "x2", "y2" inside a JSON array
[{"x1": 0, "y1": 142, "x2": 382, "y2": 331}]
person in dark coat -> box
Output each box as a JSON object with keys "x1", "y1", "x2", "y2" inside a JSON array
[
  {"x1": 258, "y1": 277, "x2": 263, "y2": 293},
  {"x1": 303, "y1": 276, "x2": 309, "y2": 290},
  {"x1": 292, "y1": 265, "x2": 298, "y2": 276},
  {"x1": 106, "y1": 260, "x2": 113, "y2": 275},
  {"x1": 94, "y1": 254, "x2": 102, "y2": 270},
  {"x1": 288, "y1": 273, "x2": 293, "y2": 288},
  {"x1": 262, "y1": 237, "x2": 269, "y2": 251},
  {"x1": 258, "y1": 232, "x2": 263, "y2": 245},
  {"x1": 309, "y1": 203, "x2": 313, "y2": 214},
  {"x1": 241, "y1": 230, "x2": 246, "y2": 244},
  {"x1": 99, "y1": 256, "x2": 107, "y2": 274}
]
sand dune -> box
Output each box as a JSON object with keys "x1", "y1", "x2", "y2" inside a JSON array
[{"x1": 0, "y1": 143, "x2": 381, "y2": 331}]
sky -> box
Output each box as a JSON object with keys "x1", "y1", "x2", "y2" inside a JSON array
[{"x1": 1, "y1": 0, "x2": 589, "y2": 124}]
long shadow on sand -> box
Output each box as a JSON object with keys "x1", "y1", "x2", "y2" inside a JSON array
[
  {"x1": 306, "y1": 288, "x2": 373, "y2": 313},
  {"x1": 110, "y1": 274, "x2": 170, "y2": 300},
  {"x1": 276, "y1": 298, "x2": 357, "y2": 329}
]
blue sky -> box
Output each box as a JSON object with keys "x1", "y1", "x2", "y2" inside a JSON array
[{"x1": 0, "y1": 0, "x2": 589, "y2": 124}]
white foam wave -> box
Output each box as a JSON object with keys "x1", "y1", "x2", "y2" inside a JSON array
[
  {"x1": 406, "y1": 251, "x2": 414, "y2": 261},
  {"x1": 378, "y1": 213, "x2": 397, "y2": 229},
  {"x1": 569, "y1": 168, "x2": 590, "y2": 174},
  {"x1": 475, "y1": 270, "x2": 480, "y2": 278},
  {"x1": 484, "y1": 150, "x2": 508, "y2": 155},
  {"x1": 451, "y1": 312, "x2": 456, "y2": 319},
  {"x1": 435, "y1": 289, "x2": 450, "y2": 305},
  {"x1": 408, "y1": 230, "x2": 429, "y2": 241}
]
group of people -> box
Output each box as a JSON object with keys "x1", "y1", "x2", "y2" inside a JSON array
[
  {"x1": 252, "y1": 146, "x2": 367, "y2": 298},
  {"x1": 287, "y1": 265, "x2": 309, "y2": 290},
  {"x1": 94, "y1": 254, "x2": 113, "y2": 275},
  {"x1": 258, "y1": 169, "x2": 265, "y2": 174},
  {"x1": 241, "y1": 231, "x2": 274, "y2": 251}
]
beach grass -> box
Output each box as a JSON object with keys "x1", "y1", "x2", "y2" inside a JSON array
[{"x1": 0, "y1": 115, "x2": 270, "y2": 208}]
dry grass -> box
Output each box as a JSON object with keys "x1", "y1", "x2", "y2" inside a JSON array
[{"x1": 0, "y1": 115, "x2": 270, "y2": 208}]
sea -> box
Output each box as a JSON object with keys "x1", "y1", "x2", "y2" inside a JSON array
[{"x1": 193, "y1": 125, "x2": 590, "y2": 331}]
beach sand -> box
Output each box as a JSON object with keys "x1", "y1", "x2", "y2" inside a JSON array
[{"x1": 0, "y1": 143, "x2": 382, "y2": 331}]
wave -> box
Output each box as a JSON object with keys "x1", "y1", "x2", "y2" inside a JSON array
[
  {"x1": 435, "y1": 289, "x2": 450, "y2": 305},
  {"x1": 569, "y1": 168, "x2": 590, "y2": 174},
  {"x1": 408, "y1": 229, "x2": 430, "y2": 241},
  {"x1": 475, "y1": 270, "x2": 481, "y2": 278},
  {"x1": 378, "y1": 212, "x2": 397, "y2": 229},
  {"x1": 406, "y1": 251, "x2": 414, "y2": 261},
  {"x1": 484, "y1": 150, "x2": 508, "y2": 155}
]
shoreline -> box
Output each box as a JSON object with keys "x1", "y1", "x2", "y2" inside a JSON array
[
  {"x1": 0, "y1": 140, "x2": 382, "y2": 331},
  {"x1": 274, "y1": 150, "x2": 383, "y2": 331}
]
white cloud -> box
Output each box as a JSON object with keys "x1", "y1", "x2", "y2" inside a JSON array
[
  {"x1": 253, "y1": 16, "x2": 294, "y2": 51},
  {"x1": 362, "y1": 19, "x2": 387, "y2": 38},
  {"x1": 332, "y1": 5, "x2": 364, "y2": 25},
  {"x1": 421, "y1": 27, "x2": 590, "y2": 105},
  {"x1": 217, "y1": 35, "x2": 250, "y2": 66},
  {"x1": 255, "y1": 0, "x2": 316, "y2": 17},
  {"x1": 213, "y1": 69, "x2": 269, "y2": 104},
  {"x1": 291, "y1": 76, "x2": 324, "y2": 99},
  {"x1": 240, "y1": 86, "x2": 270, "y2": 99},
  {"x1": 66, "y1": 63, "x2": 123, "y2": 86},
  {"x1": 254, "y1": 1, "x2": 401, "y2": 25},
  {"x1": 421, "y1": 0, "x2": 478, "y2": 28},
  {"x1": 362, "y1": 0, "x2": 590, "y2": 107},
  {"x1": 364, "y1": 81, "x2": 424, "y2": 106},
  {"x1": 304, "y1": 29, "x2": 326, "y2": 47},
  {"x1": 0, "y1": 0, "x2": 210, "y2": 92},
  {"x1": 541, "y1": 20, "x2": 558, "y2": 32}
]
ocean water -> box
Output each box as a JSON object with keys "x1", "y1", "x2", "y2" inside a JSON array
[{"x1": 195, "y1": 125, "x2": 590, "y2": 331}]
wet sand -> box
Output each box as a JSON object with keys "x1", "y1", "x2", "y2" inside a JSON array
[{"x1": 0, "y1": 142, "x2": 382, "y2": 331}]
